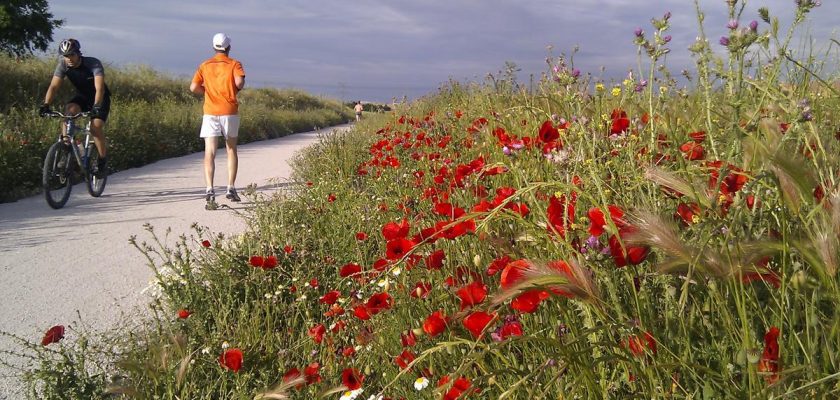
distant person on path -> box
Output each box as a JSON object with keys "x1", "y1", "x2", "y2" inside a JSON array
[
  {"x1": 190, "y1": 33, "x2": 246, "y2": 207},
  {"x1": 40, "y1": 38, "x2": 111, "y2": 177},
  {"x1": 354, "y1": 101, "x2": 363, "y2": 121}
]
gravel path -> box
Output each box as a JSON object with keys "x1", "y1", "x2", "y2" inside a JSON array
[{"x1": 0, "y1": 125, "x2": 349, "y2": 398}]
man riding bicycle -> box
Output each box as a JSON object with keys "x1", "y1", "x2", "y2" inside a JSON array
[{"x1": 40, "y1": 38, "x2": 111, "y2": 177}]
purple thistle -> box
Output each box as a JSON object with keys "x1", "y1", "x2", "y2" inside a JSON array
[
  {"x1": 719, "y1": 36, "x2": 730, "y2": 46},
  {"x1": 634, "y1": 27, "x2": 644, "y2": 37},
  {"x1": 571, "y1": 68, "x2": 580, "y2": 78},
  {"x1": 663, "y1": 11, "x2": 671, "y2": 20},
  {"x1": 663, "y1": 35, "x2": 672, "y2": 43},
  {"x1": 727, "y1": 19, "x2": 739, "y2": 30},
  {"x1": 749, "y1": 20, "x2": 758, "y2": 31}
]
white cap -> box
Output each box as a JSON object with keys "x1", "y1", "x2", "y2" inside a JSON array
[{"x1": 212, "y1": 33, "x2": 230, "y2": 50}]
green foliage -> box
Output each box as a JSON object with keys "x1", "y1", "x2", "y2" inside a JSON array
[
  {"x1": 12, "y1": 2, "x2": 840, "y2": 399},
  {"x1": 0, "y1": 55, "x2": 353, "y2": 203},
  {"x1": 0, "y1": 0, "x2": 63, "y2": 57}
]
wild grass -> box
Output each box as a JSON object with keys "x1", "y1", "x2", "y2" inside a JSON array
[{"x1": 5, "y1": 1, "x2": 840, "y2": 399}]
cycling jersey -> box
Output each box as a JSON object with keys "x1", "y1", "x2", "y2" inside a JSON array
[{"x1": 53, "y1": 56, "x2": 112, "y2": 100}]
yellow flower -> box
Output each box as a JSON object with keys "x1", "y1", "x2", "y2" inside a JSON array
[
  {"x1": 595, "y1": 83, "x2": 605, "y2": 92},
  {"x1": 622, "y1": 78, "x2": 633, "y2": 87},
  {"x1": 611, "y1": 87, "x2": 622, "y2": 97},
  {"x1": 659, "y1": 86, "x2": 668, "y2": 95}
]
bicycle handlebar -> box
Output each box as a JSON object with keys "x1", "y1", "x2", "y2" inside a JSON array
[{"x1": 43, "y1": 111, "x2": 91, "y2": 119}]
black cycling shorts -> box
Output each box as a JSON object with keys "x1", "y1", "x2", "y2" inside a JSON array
[{"x1": 69, "y1": 94, "x2": 111, "y2": 122}]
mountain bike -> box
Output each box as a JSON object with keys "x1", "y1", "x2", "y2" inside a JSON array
[{"x1": 41, "y1": 111, "x2": 107, "y2": 209}]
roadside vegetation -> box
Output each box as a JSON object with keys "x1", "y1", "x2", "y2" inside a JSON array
[
  {"x1": 5, "y1": 1, "x2": 840, "y2": 398},
  {"x1": 0, "y1": 56, "x2": 352, "y2": 203}
]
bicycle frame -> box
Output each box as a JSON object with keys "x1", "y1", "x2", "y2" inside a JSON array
[{"x1": 52, "y1": 112, "x2": 94, "y2": 174}]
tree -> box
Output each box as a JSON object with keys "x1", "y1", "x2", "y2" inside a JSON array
[{"x1": 0, "y1": 0, "x2": 63, "y2": 57}]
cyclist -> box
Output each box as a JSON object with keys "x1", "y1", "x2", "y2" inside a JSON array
[
  {"x1": 190, "y1": 33, "x2": 246, "y2": 206},
  {"x1": 40, "y1": 38, "x2": 111, "y2": 177}
]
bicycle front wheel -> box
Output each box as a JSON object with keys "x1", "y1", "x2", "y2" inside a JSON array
[
  {"x1": 85, "y1": 144, "x2": 107, "y2": 197},
  {"x1": 42, "y1": 142, "x2": 73, "y2": 209}
]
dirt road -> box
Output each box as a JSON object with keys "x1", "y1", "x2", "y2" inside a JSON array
[{"x1": 0, "y1": 125, "x2": 348, "y2": 398}]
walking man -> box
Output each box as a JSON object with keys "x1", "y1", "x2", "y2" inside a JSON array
[
  {"x1": 354, "y1": 101, "x2": 363, "y2": 121},
  {"x1": 190, "y1": 33, "x2": 246, "y2": 208}
]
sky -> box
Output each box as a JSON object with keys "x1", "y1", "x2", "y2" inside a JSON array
[{"x1": 47, "y1": 1, "x2": 838, "y2": 103}]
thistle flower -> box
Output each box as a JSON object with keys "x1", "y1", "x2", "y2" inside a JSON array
[
  {"x1": 719, "y1": 36, "x2": 730, "y2": 46},
  {"x1": 749, "y1": 20, "x2": 758, "y2": 31},
  {"x1": 634, "y1": 27, "x2": 644, "y2": 37},
  {"x1": 727, "y1": 20, "x2": 739, "y2": 30}
]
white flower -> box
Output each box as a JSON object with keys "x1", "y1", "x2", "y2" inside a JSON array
[
  {"x1": 414, "y1": 377, "x2": 430, "y2": 391},
  {"x1": 201, "y1": 347, "x2": 211, "y2": 355},
  {"x1": 339, "y1": 388, "x2": 364, "y2": 400},
  {"x1": 377, "y1": 279, "x2": 388, "y2": 287},
  {"x1": 221, "y1": 341, "x2": 230, "y2": 349},
  {"x1": 366, "y1": 395, "x2": 383, "y2": 400},
  {"x1": 391, "y1": 267, "x2": 402, "y2": 276}
]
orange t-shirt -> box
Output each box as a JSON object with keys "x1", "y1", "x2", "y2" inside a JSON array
[{"x1": 192, "y1": 53, "x2": 245, "y2": 115}]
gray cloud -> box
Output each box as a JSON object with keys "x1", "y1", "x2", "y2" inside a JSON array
[{"x1": 50, "y1": 1, "x2": 839, "y2": 102}]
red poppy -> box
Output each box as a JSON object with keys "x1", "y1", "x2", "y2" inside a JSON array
[
  {"x1": 625, "y1": 331, "x2": 657, "y2": 356},
  {"x1": 327, "y1": 193, "x2": 336, "y2": 202},
  {"x1": 401, "y1": 330, "x2": 417, "y2": 347},
  {"x1": 382, "y1": 219, "x2": 410, "y2": 240},
  {"x1": 423, "y1": 310, "x2": 448, "y2": 337},
  {"x1": 679, "y1": 141, "x2": 705, "y2": 160},
  {"x1": 547, "y1": 194, "x2": 575, "y2": 237},
  {"x1": 386, "y1": 238, "x2": 416, "y2": 260},
  {"x1": 608, "y1": 228, "x2": 650, "y2": 267},
  {"x1": 283, "y1": 367, "x2": 302, "y2": 385},
  {"x1": 588, "y1": 205, "x2": 625, "y2": 236},
  {"x1": 308, "y1": 324, "x2": 326, "y2": 344},
  {"x1": 319, "y1": 290, "x2": 341, "y2": 305},
  {"x1": 463, "y1": 311, "x2": 496, "y2": 338},
  {"x1": 41, "y1": 325, "x2": 65, "y2": 346},
  {"x1": 177, "y1": 309, "x2": 191, "y2": 319},
  {"x1": 201, "y1": 240, "x2": 211, "y2": 248},
  {"x1": 353, "y1": 305, "x2": 371, "y2": 320},
  {"x1": 339, "y1": 263, "x2": 362, "y2": 278},
  {"x1": 537, "y1": 120, "x2": 560, "y2": 143},
  {"x1": 304, "y1": 362, "x2": 322, "y2": 384},
  {"x1": 675, "y1": 202, "x2": 701, "y2": 225},
  {"x1": 355, "y1": 232, "x2": 368, "y2": 241},
  {"x1": 219, "y1": 348, "x2": 243, "y2": 372},
  {"x1": 283, "y1": 245, "x2": 294, "y2": 254},
  {"x1": 341, "y1": 368, "x2": 364, "y2": 390},
  {"x1": 758, "y1": 326, "x2": 781, "y2": 384},
  {"x1": 500, "y1": 259, "x2": 531, "y2": 289},
  {"x1": 425, "y1": 249, "x2": 446, "y2": 270},
  {"x1": 443, "y1": 376, "x2": 473, "y2": 400},
  {"x1": 365, "y1": 292, "x2": 393, "y2": 314},
  {"x1": 456, "y1": 281, "x2": 488, "y2": 310},
  {"x1": 249, "y1": 255, "x2": 264, "y2": 267},
  {"x1": 499, "y1": 320, "x2": 524, "y2": 339},
  {"x1": 262, "y1": 255, "x2": 277, "y2": 269},
  {"x1": 610, "y1": 109, "x2": 630, "y2": 135},
  {"x1": 510, "y1": 290, "x2": 550, "y2": 313},
  {"x1": 394, "y1": 349, "x2": 416, "y2": 369},
  {"x1": 309, "y1": 278, "x2": 319, "y2": 288}
]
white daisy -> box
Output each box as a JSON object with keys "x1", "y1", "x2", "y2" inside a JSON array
[
  {"x1": 339, "y1": 388, "x2": 364, "y2": 400},
  {"x1": 414, "y1": 377, "x2": 430, "y2": 391}
]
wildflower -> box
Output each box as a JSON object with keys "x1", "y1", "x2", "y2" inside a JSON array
[
  {"x1": 758, "y1": 326, "x2": 781, "y2": 384},
  {"x1": 177, "y1": 309, "x2": 191, "y2": 319},
  {"x1": 719, "y1": 36, "x2": 730, "y2": 46},
  {"x1": 394, "y1": 349, "x2": 416, "y2": 369},
  {"x1": 41, "y1": 325, "x2": 65, "y2": 346},
  {"x1": 201, "y1": 239, "x2": 211, "y2": 248},
  {"x1": 219, "y1": 348, "x2": 243, "y2": 372},
  {"x1": 341, "y1": 368, "x2": 364, "y2": 390},
  {"x1": 595, "y1": 82, "x2": 605, "y2": 92},
  {"x1": 423, "y1": 310, "x2": 448, "y2": 337},
  {"x1": 611, "y1": 87, "x2": 621, "y2": 97},
  {"x1": 414, "y1": 376, "x2": 430, "y2": 390},
  {"x1": 355, "y1": 231, "x2": 368, "y2": 241},
  {"x1": 749, "y1": 20, "x2": 758, "y2": 31},
  {"x1": 339, "y1": 388, "x2": 363, "y2": 400},
  {"x1": 634, "y1": 27, "x2": 644, "y2": 37},
  {"x1": 727, "y1": 19, "x2": 739, "y2": 30},
  {"x1": 456, "y1": 281, "x2": 488, "y2": 310},
  {"x1": 463, "y1": 311, "x2": 496, "y2": 338}
]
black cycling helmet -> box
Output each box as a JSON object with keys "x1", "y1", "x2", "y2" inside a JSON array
[{"x1": 58, "y1": 39, "x2": 81, "y2": 56}]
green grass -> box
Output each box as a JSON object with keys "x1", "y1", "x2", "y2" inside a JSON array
[{"x1": 5, "y1": 2, "x2": 840, "y2": 399}]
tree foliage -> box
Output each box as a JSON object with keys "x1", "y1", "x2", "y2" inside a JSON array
[{"x1": 0, "y1": 0, "x2": 63, "y2": 57}]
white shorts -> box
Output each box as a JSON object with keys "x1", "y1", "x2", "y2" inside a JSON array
[{"x1": 200, "y1": 115, "x2": 240, "y2": 139}]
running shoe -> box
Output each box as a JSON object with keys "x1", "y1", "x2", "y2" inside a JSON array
[{"x1": 225, "y1": 188, "x2": 241, "y2": 202}]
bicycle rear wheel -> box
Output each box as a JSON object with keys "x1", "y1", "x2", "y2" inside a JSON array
[
  {"x1": 85, "y1": 144, "x2": 107, "y2": 197},
  {"x1": 42, "y1": 142, "x2": 73, "y2": 209}
]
